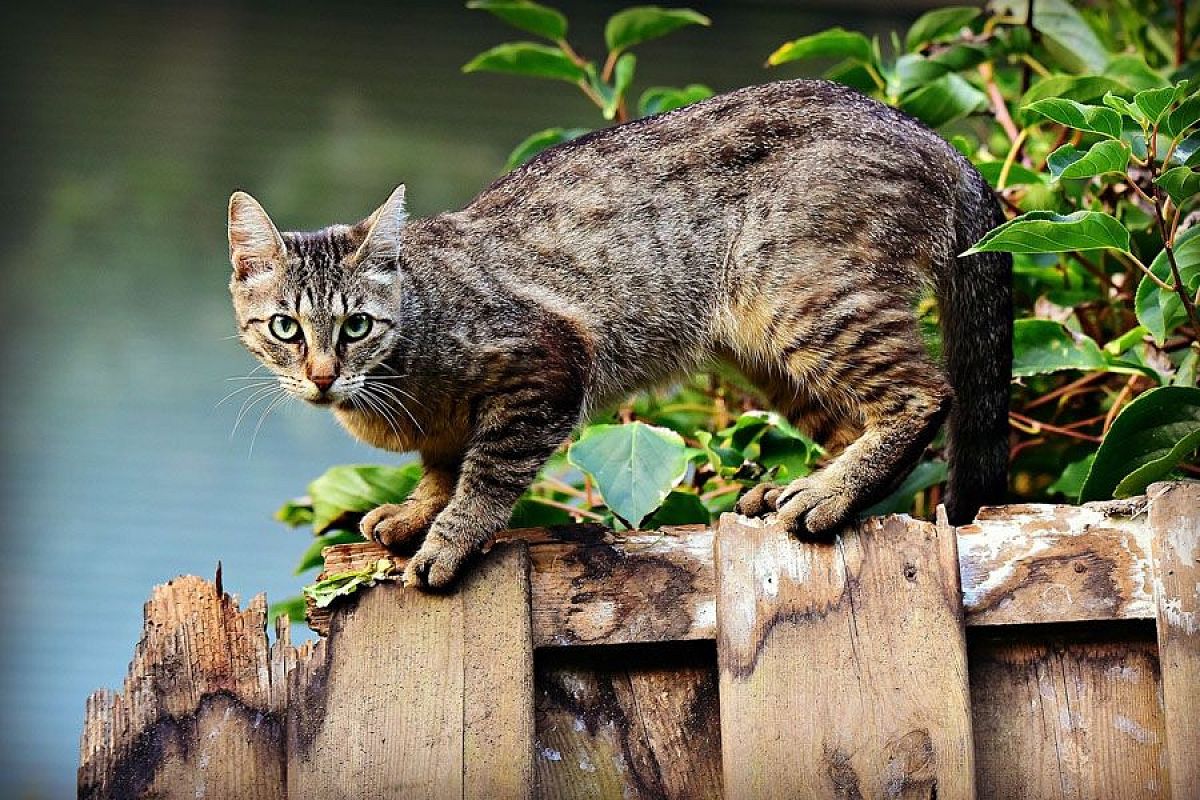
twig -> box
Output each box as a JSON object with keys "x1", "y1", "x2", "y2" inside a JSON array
[
  {"x1": 526, "y1": 494, "x2": 606, "y2": 522},
  {"x1": 998, "y1": 129, "x2": 1029, "y2": 190},
  {"x1": 979, "y1": 62, "x2": 1021, "y2": 143},
  {"x1": 1022, "y1": 371, "x2": 1106, "y2": 410},
  {"x1": 1103, "y1": 375, "x2": 1139, "y2": 433},
  {"x1": 1010, "y1": 411, "x2": 1103, "y2": 442}
]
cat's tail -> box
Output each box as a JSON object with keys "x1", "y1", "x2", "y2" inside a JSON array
[{"x1": 941, "y1": 166, "x2": 1012, "y2": 525}]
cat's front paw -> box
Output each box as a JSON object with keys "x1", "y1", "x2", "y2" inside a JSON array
[
  {"x1": 773, "y1": 476, "x2": 854, "y2": 539},
  {"x1": 403, "y1": 533, "x2": 474, "y2": 590},
  {"x1": 735, "y1": 482, "x2": 784, "y2": 517},
  {"x1": 360, "y1": 503, "x2": 434, "y2": 551}
]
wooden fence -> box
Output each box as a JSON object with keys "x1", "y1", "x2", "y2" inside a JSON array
[{"x1": 80, "y1": 481, "x2": 1199, "y2": 799}]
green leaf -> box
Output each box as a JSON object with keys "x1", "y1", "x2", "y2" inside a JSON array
[
  {"x1": 1023, "y1": 98, "x2": 1123, "y2": 139},
  {"x1": 1012, "y1": 319, "x2": 1107, "y2": 377},
  {"x1": 1047, "y1": 453, "x2": 1096, "y2": 501},
  {"x1": 308, "y1": 463, "x2": 422, "y2": 533},
  {"x1": 1046, "y1": 140, "x2": 1131, "y2": 179},
  {"x1": 463, "y1": 42, "x2": 587, "y2": 83},
  {"x1": 1156, "y1": 165, "x2": 1200, "y2": 208},
  {"x1": 295, "y1": 530, "x2": 363, "y2": 575},
  {"x1": 567, "y1": 421, "x2": 688, "y2": 528},
  {"x1": 504, "y1": 126, "x2": 590, "y2": 170},
  {"x1": 602, "y1": 53, "x2": 637, "y2": 120},
  {"x1": 974, "y1": 161, "x2": 1046, "y2": 188},
  {"x1": 1028, "y1": 0, "x2": 1110, "y2": 74},
  {"x1": 466, "y1": 0, "x2": 567, "y2": 40},
  {"x1": 1080, "y1": 386, "x2": 1200, "y2": 500},
  {"x1": 1133, "y1": 84, "x2": 1185, "y2": 125},
  {"x1": 644, "y1": 490, "x2": 711, "y2": 527},
  {"x1": 1103, "y1": 55, "x2": 1169, "y2": 93},
  {"x1": 1164, "y1": 92, "x2": 1200, "y2": 138},
  {"x1": 604, "y1": 6, "x2": 709, "y2": 53},
  {"x1": 1135, "y1": 226, "x2": 1200, "y2": 344},
  {"x1": 964, "y1": 210, "x2": 1130, "y2": 255},
  {"x1": 508, "y1": 495, "x2": 575, "y2": 527},
  {"x1": 1174, "y1": 347, "x2": 1199, "y2": 386},
  {"x1": 637, "y1": 84, "x2": 713, "y2": 116},
  {"x1": 1103, "y1": 91, "x2": 1140, "y2": 119},
  {"x1": 898, "y1": 72, "x2": 987, "y2": 128},
  {"x1": 268, "y1": 596, "x2": 307, "y2": 625},
  {"x1": 302, "y1": 558, "x2": 396, "y2": 609},
  {"x1": 1019, "y1": 76, "x2": 1130, "y2": 121},
  {"x1": 905, "y1": 6, "x2": 979, "y2": 52},
  {"x1": 861, "y1": 459, "x2": 948, "y2": 516},
  {"x1": 767, "y1": 28, "x2": 873, "y2": 67},
  {"x1": 275, "y1": 497, "x2": 314, "y2": 528}
]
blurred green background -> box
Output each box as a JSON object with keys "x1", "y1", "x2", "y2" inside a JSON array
[{"x1": 0, "y1": 1, "x2": 932, "y2": 794}]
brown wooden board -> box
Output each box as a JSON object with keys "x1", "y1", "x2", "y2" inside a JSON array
[
  {"x1": 79, "y1": 574, "x2": 300, "y2": 800},
  {"x1": 287, "y1": 542, "x2": 533, "y2": 800},
  {"x1": 533, "y1": 642, "x2": 722, "y2": 800},
  {"x1": 969, "y1": 623, "x2": 1167, "y2": 799},
  {"x1": 715, "y1": 514, "x2": 975, "y2": 800},
  {"x1": 1148, "y1": 481, "x2": 1200, "y2": 799}
]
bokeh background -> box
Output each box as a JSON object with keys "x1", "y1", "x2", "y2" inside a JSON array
[{"x1": 1, "y1": 1, "x2": 934, "y2": 794}]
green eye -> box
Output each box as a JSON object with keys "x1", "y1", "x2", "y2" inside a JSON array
[
  {"x1": 269, "y1": 314, "x2": 302, "y2": 342},
  {"x1": 342, "y1": 313, "x2": 373, "y2": 342}
]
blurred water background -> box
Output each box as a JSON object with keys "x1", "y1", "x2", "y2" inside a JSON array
[{"x1": 0, "y1": 1, "x2": 929, "y2": 794}]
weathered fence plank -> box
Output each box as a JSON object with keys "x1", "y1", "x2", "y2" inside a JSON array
[
  {"x1": 715, "y1": 513, "x2": 975, "y2": 799},
  {"x1": 79, "y1": 574, "x2": 298, "y2": 800},
  {"x1": 969, "y1": 628, "x2": 1166, "y2": 800},
  {"x1": 1149, "y1": 481, "x2": 1200, "y2": 799},
  {"x1": 311, "y1": 498, "x2": 1155, "y2": 646},
  {"x1": 533, "y1": 643, "x2": 722, "y2": 800},
  {"x1": 288, "y1": 542, "x2": 533, "y2": 800}
]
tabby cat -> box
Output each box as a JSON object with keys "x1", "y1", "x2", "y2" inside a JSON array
[{"x1": 228, "y1": 79, "x2": 1011, "y2": 589}]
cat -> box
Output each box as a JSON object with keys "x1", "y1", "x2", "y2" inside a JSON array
[{"x1": 228, "y1": 79, "x2": 1011, "y2": 590}]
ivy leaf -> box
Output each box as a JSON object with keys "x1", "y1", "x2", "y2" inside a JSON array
[
  {"x1": 898, "y1": 73, "x2": 987, "y2": 128},
  {"x1": 463, "y1": 42, "x2": 587, "y2": 83},
  {"x1": 963, "y1": 210, "x2": 1130, "y2": 255},
  {"x1": 1135, "y1": 226, "x2": 1200, "y2": 344},
  {"x1": 295, "y1": 530, "x2": 365, "y2": 575},
  {"x1": 1046, "y1": 140, "x2": 1131, "y2": 179},
  {"x1": 308, "y1": 463, "x2": 422, "y2": 533},
  {"x1": 1023, "y1": 97, "x2": 1123, "y2": 139},
  {"x1": 767, "y1": 28, "x2": 873, "y2": 67},
  {"x1": 638, "y1": 84, "x2": 713, "y2": 116},
  {"x1": 602, "y1": 53, "x2": 637, "y2": 120},
  {"x1": 567, "y1": 422, "x2": 688, "y2": 528},
  {"x1": 1080, "y1": 386, "x2": 1200, "y2": 500},
  {"x1": 504, "y1": 127, "x2": 590, "y2": 170},
  {"x1": 861, "y1": 459, "x2": 948, "y2": 516},
  {"x1": 604, "y1": 6, "x2": 709, "y2": 54},
  {"x1": 1155, "y1": 165, "x2": 1200, "y2": 208},
  {"x1": 1047, "y1": 453, "x2": 1096, "y2": 501},
  {"x1": 303, "y1": 558, "x2": 397, "y2": 609},
  {"x1": 904, "y1": 6, "x2": 980, "y2": 52},
  {"x1": 1012, "y1": 319, "x2": 1107, "y2": 377},
  {"x1": 466, "y1": 0, "x2": 568, "y2": 41}
]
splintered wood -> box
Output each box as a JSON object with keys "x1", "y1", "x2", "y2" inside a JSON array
[{"x1": 716, "y1": 513, "x2": 975, "y2": 800}]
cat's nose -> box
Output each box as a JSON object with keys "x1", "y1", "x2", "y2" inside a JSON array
[{"x1": 311, "y1": 374, "x2": 335, "y2": 392}]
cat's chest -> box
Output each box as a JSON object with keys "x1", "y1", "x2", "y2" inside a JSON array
[{"x1": 333, "y1": 405, "x2": 420, "y2": 453}]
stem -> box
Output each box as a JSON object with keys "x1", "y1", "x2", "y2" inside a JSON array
[
  {"x1": 1019, "y1": 53, "x2": 1052, "y2": 78},
  {"x1": 526, "y1": 494, "x2": 606, "y2": 522},
  {"x1": 1102, "y1": 374, "x2": 1139, "y2": 434},
  {"x1": 576, "y1": 79, "x2": 606, "y2": 111},
  {"x1": 1147, "y1": 127, "x2": 1200, "y2": 334},
  {"x1": 1009, "y1": 411, "x2": 1103, "y2": 443},
  {"x1": 998, "y1": 129, "x2": 1029, "y2": 189},
  {"x1": 538, "y1": 474, "x2": 587, "y2": 499},
  {"x1": 979, "y1": 62, "x2": 1021, "y2": 143},
  {"x1": 557, "y1": 39, "x2": 589, "y2": 68},
  {"x1": 1022, "y1": 371, "x2": 1106, "y2": 410},
  {"x1": 601, "y1": 49, "x2": 619, "y2": 83},
  {"x1": 1122, "y1": 251, "x2": 1175, "y2": 291},
  {"x1": 863, "y1": 62, "x2": 887, "y2": 93}
]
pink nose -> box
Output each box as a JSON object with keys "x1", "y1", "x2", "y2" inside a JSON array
[{"x1": 311, "y1": 374, "x2": 335, "y2": 392}]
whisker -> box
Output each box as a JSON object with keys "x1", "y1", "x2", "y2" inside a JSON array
[
  {"x1": 357, "y1": 386, "x2": 405, "y2": 442},
  {"x1": 231, "y1": 385, "x2": 279, "y2": 440},
  {"x1": 249, "y1": 391, "x2": 289, "y2": 458},
  {"x1": 363, "y1": 382, "x2": 425, "y2": 437},
  {"x1": 214, "y1": 381, "x2": 274, "y2": 409}
]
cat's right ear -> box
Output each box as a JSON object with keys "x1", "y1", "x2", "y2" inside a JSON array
[{"x1": 228, "y1": 191, "x2": 286, "y2": 284}]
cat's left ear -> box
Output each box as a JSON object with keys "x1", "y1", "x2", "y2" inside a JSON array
[
  {"x1": 228, "y1": 191, "x2": 286, "y2": 284},
  {"x1": 351, "y1": 185, "x2": 407, "y2": 270}
]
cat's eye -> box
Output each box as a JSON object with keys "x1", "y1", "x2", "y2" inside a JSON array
[
  {"x1": 269, "y1": 314, "x2": 302, "y2": 343},
  {"x1": 341, "y1": 313, "x2": 373, "y2": 342}
]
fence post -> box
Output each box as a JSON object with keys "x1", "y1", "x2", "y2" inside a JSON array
[
  {"x1": 287, "y1": 541, "x2": 535, "y2": 800},
  {"x1": 715, "y1": 512, "x2": 975, "y2": 800},
  {"x1": 1149, "y1": 481, "x2": 1200, "y2": 800}
]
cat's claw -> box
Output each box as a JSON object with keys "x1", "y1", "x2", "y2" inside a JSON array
[
  {"x1": 360, "y1": 503, "x2": 433, "y2": 551},
  {"x1": 735, "y1": 483, "x2": 780, "y2": 517},
  {"x1": 403, "y1": 534, "x2": 471, "y2": 590},
  {"x1": 774, "y1": 477, "x2": 853, "y2": 539}
]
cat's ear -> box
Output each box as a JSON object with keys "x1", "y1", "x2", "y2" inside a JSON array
[
  {"x1": 351, "y1": 185, "x2": 407, "y2": 268},
  {"x1": 228, "y1": 191, "x2": 286, "y2": 284}
]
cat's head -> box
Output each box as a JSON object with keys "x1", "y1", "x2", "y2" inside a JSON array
[{"x1": 227, "y1": 186, "x2": 408, "y2": 407}]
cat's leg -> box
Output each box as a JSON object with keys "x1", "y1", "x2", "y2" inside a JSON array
[
  {"x1": 740, "y1": 327, "x2": 951, "y2": 538},
  {"x1": 360, "y1": 458, "x2": 458, "y2": 550},
  {"x1": 404, "y1": 392, "x2": 581, "y2": 589}
]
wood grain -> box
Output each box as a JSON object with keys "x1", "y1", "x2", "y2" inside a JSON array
[
  {"x1": 79, "y1": 575, "x2": 302, "y2": 799},
  {"x1": 288, "y1": 543, "x2": 533, "y2": 800},
  {"x1": 716, "y1": 513, "x2": 975, "y2": 800},
  {"x1": 969, "y1": 625, "x2": 1167, "y2": 799},
  {"x1": 533, "y1": 642, "x2": 722, "y2": 800},
  {"x1": 311, "y1": 499, "x2": 1156, "y2": 647},
  {"x1": 1148, "y1": 481, "x2": 1200, "y2": 799}
]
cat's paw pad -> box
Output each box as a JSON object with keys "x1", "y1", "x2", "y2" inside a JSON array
[
  {"x1": 735, "y1": 483, "x2": 784, "y2": 517},
  {"x1": 774, "y1": 479, "x2": 853, "y2": 539},
  {"x1": 360, "y1": 503, "x2": 432, "y2": 551},
  {"x1": 403, "y1": 535, "x2": 471, "y2": 591}
]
